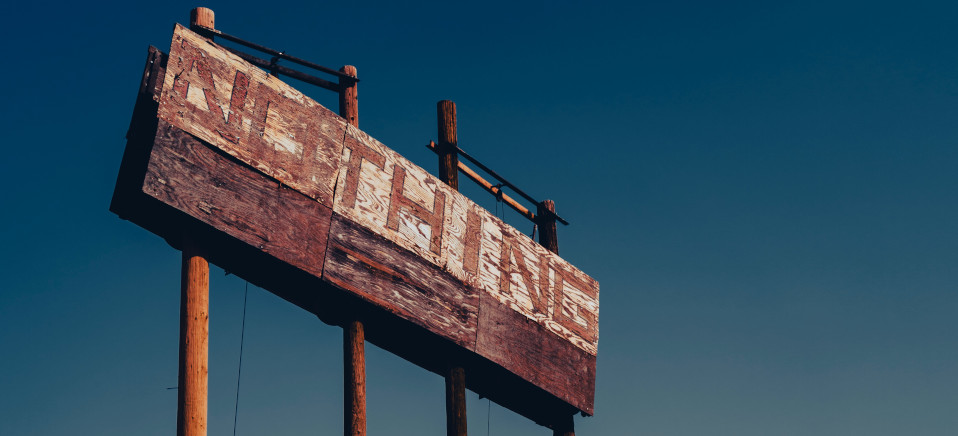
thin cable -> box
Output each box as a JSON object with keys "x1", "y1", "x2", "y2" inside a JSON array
[{"x1": 232, "y1": 281, "x2": 250, "y2": 436}]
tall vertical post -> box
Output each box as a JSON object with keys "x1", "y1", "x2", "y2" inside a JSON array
[
  {"x1": 445, "y1": 367, "x2": 468, "y2": 436},
  {"x1": 189, "y1": 7, "x2": 215, "y2": 32},
  {"x1": 437, "y1": 100, "x2": 459, "y2": 191},
  {"x1": 437, "y1": 100, "x2": 467, "y2": 436},
  {"x1": 176, "y1": 8, "x2": 214, "y2": 436},
  {"x1": 178, "y1": 243, "x2": 210, "y2": 436},
  {"x1": 339, "y1": 65, "x2": 366, "y2": 436},
  {"x1": 537, "y1": 200, "x2": 572, "y2": 435},
  {"x1": 553, "y1": 413, "x2": 575, "y2": 436},
  {"x1": 339, "y1": 66, "x2": 359, "y2": 127},
  {"x1": 537, "y1": 199, "x2": 559, "y2": 255},
  {"x1": 343, "y1": 320, "x2": 366, "y2": 436}
]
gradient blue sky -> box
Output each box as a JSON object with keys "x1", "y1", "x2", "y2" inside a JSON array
[{"x1": 1, "y1": 1, "x2": 956, "y2": 435}]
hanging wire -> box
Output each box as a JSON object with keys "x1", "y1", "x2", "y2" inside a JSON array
[
  {"x1": 232, "y1": 281, "x2": 250, "y2": 436},
  {"x1": 494, "y1": 183, "x2": 505, "y2": 220}
]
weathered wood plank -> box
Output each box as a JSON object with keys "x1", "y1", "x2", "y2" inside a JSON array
[
  {"x1": 476, "y1": 292, "x2": 596, "y2": 415},
  {"x1": 332, "y1": 123, "x2": 600, "y2": 356},
  {"x1": 152, "y1": 25, "x2": 600, "y2": 359},
  {"x1": 157, "y1": 24, "x2": 346, "y2": 208},
  {"x1": 116, "y1": 25, "x2": 601, "y2": 419},
  {"x1": 323, "y1": 213, "x2": 480, "y2": 349},
  {"x1": 144, "y1": 118, "x2": 332, "y2": 279},
  {"x1": 477, "y1": 212, "x2": 600, "y2": 355}
]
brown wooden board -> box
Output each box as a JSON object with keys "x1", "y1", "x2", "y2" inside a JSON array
[
  {"x1": 113, "y1": 25, "x2": 600, "y2": 419},
  {"x1": 324, "y1": 214, "x2": 479, "y2": 350},
  {"x1": 157, "y1": 24, "x2": 346, "y2": 208},
  {"x1": 145, "y1": 118, "x2": 332, "y2": 279},
  {"x1": 476, "y1": 292, "x2": 596, "y2": 414}
]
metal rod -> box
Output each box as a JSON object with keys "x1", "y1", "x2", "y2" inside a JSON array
[
  {"x1": 427, "y1": 142, "x2": 545, "y2": 224},
  {"x1": 191, "y1": 24, "x2": 358, "y2": 83},
  {"x1": 220, "y1": 46, "x2": 341, "y2": 92},
  {"x1": 427, "y1": 143, "x2": 568, "y2": 225},
  {"x1": 453, "y1": 146, "x2": 569, "y2": 225}
]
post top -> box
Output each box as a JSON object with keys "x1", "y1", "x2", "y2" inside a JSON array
[
  {"x1": 190, "y1": 7, "x2": 215, "y2": 30},
  {"x1": 339, "y1": 65, "x2": 358, "y2": 77}
]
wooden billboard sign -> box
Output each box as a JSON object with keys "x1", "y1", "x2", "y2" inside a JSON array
[{"x1": 112, "y1": 24, "x2": 599, "y2": 422}]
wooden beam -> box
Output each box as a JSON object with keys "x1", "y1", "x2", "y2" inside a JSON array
[
  {"x1": 537, "y1": 200, "x2": 558, "y2": 254},
  {"x1": 189, "y1": 7, "x2": 215, "y2": 34},
  {"x1": 339, "y1": 65, "x2": 358, "y2": 127},
  {"x1": 344, "y1": 320, "x2": 366, "y2": 436},
  {"x1": 177, "y1": 9, "x2": 214, "y2": 436},
  {"x1": 437, "y1": 100, "x2": 459, "y2": 191},
  {"x1": 438, "y1": 100, "x2": 467, "y2": 436},
  {"x1": 445, "y1": 366, "x2": 468, "y2": 436},
  {"x1": 323, "y1": 215, "x2": 480, "y2": 349},
  {"x1": 339, "y1": 64, "x2": 366, "y2": 436},
  {"x1": 177, "y1": 241, "x2": 209, "y2": 436},
  {"x1": 553, "y1": 413, "x2": 575, "y2": 436}
]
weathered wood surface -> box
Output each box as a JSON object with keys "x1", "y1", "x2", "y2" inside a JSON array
[
  {"x1": 344, "y1": 320, "x2": 366, "y2": 436},
  {"x1": 338, "y1": 63, "x2": 366, "y2": 436},
  {"x1": 159, "y1": 23, "x2": 598, "y2": 356},
  {"x1": 437, "y1": 100, "x2": 459, "y2": 191},
  {"x1": 178, "y1": 242, "x2": 209, "y2": 436},
  {"x1": 445, "y1": 366, "x2": 468, "y2": 436},
  {"x1": 339, "y1": 65, "x2": 358, "y2": 127},
  {"x1": 476, "y1": 292, "x2": 596, "y2": 415},
  {"x1": 158, "y1": 24, "x2": 346, "y2": 208},
  {"x1": 331, "y1": 124, "x2": 599, "y2": 356},
  {"x1": 145, "y1": 118, "x2": 333, "y2": 279},
  {"x1": 324, "y1": 214, "x2": 479, "y2": 349},
  {"x1": 115, "y1": 25, "x2": 600, "y2": 417},
  {"x1": 538, "y1": 200, "x2": 559, "y2": 255}
]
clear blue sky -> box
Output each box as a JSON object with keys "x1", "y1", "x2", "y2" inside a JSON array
[{"x1": 1, "y1": 1, "x2": 956, "y2": 435}]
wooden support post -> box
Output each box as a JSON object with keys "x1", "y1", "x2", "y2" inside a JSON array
[
  {"x1": 344, "y1": 320, "x2": 366, "y2": 436},
  {"x1": 437, "y1": 100, "x2": 459, "y2": 191},
  {"x1": 176, "y1": 8, "x2": 214, "y2": 436},
  {"x1": 538, "y1": 199, "x2": 568, "y2": 436},
  {"x1": 553, "y1": 413, "x2": 575, "y2": 436},
  {"x1": 438, "y1": 99, "x2": 467, "y2": 436},
  {"x1": 445, "y1": 366, "x2": 468, "y2": 436},
  {"x1": 189, "y1": 7, "x2": 215, "y2": 33},
  {"x1": 538, "y1": 199, "x2": 559, "y2": 255},
  {"x1": 339, "y1": 64, "x2": 365, "y2": 436},
  {"x1": 177, "y1": 243, "x2": 210, "y2": 436},
  {"x1": 339, "y1": 66, "x2": 358, "y2": 127}
]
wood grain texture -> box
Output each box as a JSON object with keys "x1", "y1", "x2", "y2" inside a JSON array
[
  {"x1": 158, "y1": 24, "x2": 346, "y2": 207},
  {"x1": 445, "y1": 366, "x2": 467, "y2": 436},
  {"x1": 339, "y1": 65, "x2": 358, "y2": 127},
  {"x1": 323, "y1": 214, "x2": 479, "y2": 350},
  {"x1": 344, "y1": 320, "x2": 366, "y2": 436},
  {"x1": 144, "y1": 119, "x2": 332, "y2": 279},
  {"x1": 476, "y1": 292, "x2": 596, "y2": 415},
  {"x1": 116, "y1": 27, "x2": 601, "y2": 419},
  {"x1": 437, "y1": 100, "x2": 459, "y2": 191},
  {"x1": 177, "y1": 244, "x2": 209, "y2": 436},
  {"x1": 156, "y1": 24, "x2": 599, "y2": 358},
  {"x1": 189, "y1": 7, "x2": 214, "y2": 30},
  {"x1": 538, "y1": 199, "x2": 559, "y2": 255},
  {"x1": 478, "y1": 216, "x2": 599, "y2": 355},
  {"x1": 331, "y1": 123, "x2": 599, "y2": 356}
]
